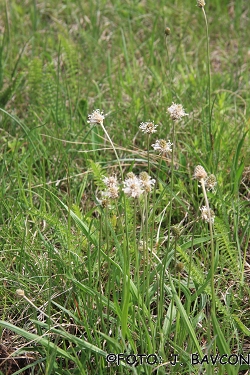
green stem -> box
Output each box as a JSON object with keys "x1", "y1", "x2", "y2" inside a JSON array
[
  {"x1": 98, "y1": 208, "x2": 103, "y2": 325},
  {"x1": 200, "y1": 179, "x2": 215, "y2": 316},
  {"x1": 144, "y1": 193, "x2": 150, "y2": 307},
  {"x1": 202, "y1": 7, "x2": 213, "y2": 151},
  {"x1": 101, "y1": 123, "x2": 124, "y2": 178},
  {"x1": 147, "y1": 134, "x2": 150, "y2": 174},
  {"x1": 104, "y1": 205, "x2": 110, "y2": 326},
  {"x1": 168, "y1": 121, "x2": 175, "y2": 249},
  {"x1": 100, "y1": 122, "x2": 130, "y2": 337}
]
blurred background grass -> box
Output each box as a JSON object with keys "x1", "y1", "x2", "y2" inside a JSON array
[{"x1": 0, "y1": 1, "x2": 249, "y2": 374}]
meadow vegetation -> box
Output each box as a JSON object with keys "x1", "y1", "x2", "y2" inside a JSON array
[{"x1": 0, "y1": 0, "x2": 249, "y2": 374}]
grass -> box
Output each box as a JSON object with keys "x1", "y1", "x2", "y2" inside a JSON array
[{"x1": 0, "y1": 0, "x2": 250, "y2": 374}]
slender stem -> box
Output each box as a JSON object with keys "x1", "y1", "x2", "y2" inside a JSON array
[
  {"x1": 144, "y1": 193, "x2": 149, "y2": 307},
  {"x1": 101, "y1": 123, "x2": 123, "y2": 178},
  {"x1": 147, "y1": 134, "x2": 150, "y2": 174},
  {"x1": 168, "y1": 121, "x2": 175, "y2": 248},
  {"x1": 22, "y1": 294, "x2": 55, "y2": 323},
  {"x1": 167, "y1": 121, "x2": 176, "y2": 348},
  {"x1": 202, "y1": 7, "x2": 213, "y2": 151},
  {"x1": 134, "y1": 200, "x2": 139, "y2": 285},
  {"x1": 100, "y1": 122, "x2": 130, "y2": 338},
  {"x1": 104, "y1": 205, "x2": 111, "y2": 326},
  {"x1": 200, "y1": 178, "x2": 215, "y2": 316},
  {"x1": 187, "y1": 229, "x2": 195, "y2": 289},
  {"x1": 173, "y1": 267, "x2": 181, "y2": 353},
  {"x1": 98, "y1": 208, "x2": 103, "y2": 325},
  {"x1": 165, "y1": 32, "x2": 173, "y2": 87}
]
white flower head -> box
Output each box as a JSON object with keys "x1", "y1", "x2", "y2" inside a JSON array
[
  {"x1": 87, "y1": 109, "x2": 105, "y2": 125},
  {"x1": 123, "y1": 175, "x2": 144, "y2": 198},
  {"x1": 167, "y1": 102, "x2": 188, "y2": 121},
  {"x1": 102, "y1": 175, "x2": 119, "y2": 199},
  {"x1": 126, "y1": 172, "x2": 135, "y2": 179},
  {"x1": 200, "y1": 206, "x2": 215, "y2": 224},
  {"x1": 194, "y1": 165, "x2": 207, "y2": 181},
  {"x1": 139, "y1": 121, "x2": 158, "y2": 134},
  {"x1": 103, "y1": 175, "x2": 118, "y2": 188},
  {"x1": 139, "y1": 172, "x2": 156, "y2": 193},
  {"x1": 205, "y1": 174, "x2": 217, "y2": 192},
  {"x1": 106, "y1": 185, "x2": 119, "y2": 199},
  {"x1": 152, "y1": 139, "x2": 173, "y2": 155},
  {"x1": 197, "y1": 0, "x2": 205, "y2": 8},
  {"x1": 96, "y1": 191, "x2": 111, "y2": 208}
]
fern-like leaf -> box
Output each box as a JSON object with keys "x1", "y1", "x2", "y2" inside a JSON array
[
  {"x1": 176, "y1": 244, "x2": 231, "y2": 319},
  {"x1": 89, "y1": 160, "x2": 106, "y2": 190},
  {"x1": 214, "y1": 218, "x2": 240, "y2": 279}
]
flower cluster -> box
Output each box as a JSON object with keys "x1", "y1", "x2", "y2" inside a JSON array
[
  {"x1": 96, "y1": 172, "x2": 156, "y2": 206},
  {"x1": 193, "y1": 166, "x2": 217, "y2": 223},
  {"x1": 138, "y1": 102, "x2": 188, "y2": 157},
  {"x1": 123, "y1": 172, "x2": 155, "y2": 198}
]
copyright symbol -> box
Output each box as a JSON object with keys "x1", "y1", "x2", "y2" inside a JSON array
[{"x1": 106, "y1": 353, "x2": 117, "y2": 363}]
